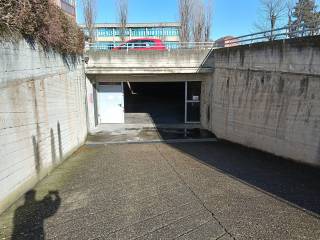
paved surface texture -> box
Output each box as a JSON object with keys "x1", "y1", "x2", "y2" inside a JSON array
[
  {"x1": 88, "y1": 125, "x2": 216, "y2": 144},
  {"x1": 1, "y1": 141, "x2": 320, "y2": 239}
]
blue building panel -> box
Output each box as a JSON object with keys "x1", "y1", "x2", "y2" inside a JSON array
[
  {"x1": 95, "y1": 26, "x2": 180, "y2": 38},
  {"x1": 131, "y1": 28, "x2": 146, "y2": 37},
  {"x1": 85, "y1": 24, "x2": 181, "y2": 50},
  {"x1": 96, "y1": 28, "x2": 113, "y2": 37}
]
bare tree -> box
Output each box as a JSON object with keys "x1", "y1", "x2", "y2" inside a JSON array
[
  {"x1": 117, "y1": 0, "x2": 128, "y2": 42},
  {"x1": 179, "y1": 0, "x2": 213, "y2": 43},
  {"x1": 204, "y1": 0, "x2": 213, "y2": 42},
  {"x1": 255, "y1": 0, "x2": 286, "y2": 40},
  {"x1": 179, "y1": 0, "x2": 193, "y2": 42},
  {"x1": 286, "y1": 0, "x2": 295, "y2": 37},
  {"x1": 191, "y1": 0, "x2": 206, "y2": 42},
  {"x1": 82, "y1": 0, "x2": 96, "y2": 43}
]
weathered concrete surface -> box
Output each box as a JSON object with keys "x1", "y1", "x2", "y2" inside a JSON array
[
  {"x1": 87, "y1": 124, "x2": 216, "y2": 145},
  {"x1": 0, "y1": 41, "x2": 88, "y2": 214},
  {"x1": 201, "y1": 37, "x2": 320, "y2": 166},
  {"x1": 87, "y1": 113, "x2": 214, "y2": 144},
  {"x1": 89, "y1": 73, "x2": 210, "y2": 83},
  {"x1": 1, "y1": 142, "x2": 319, "y2": 239},
  {"x1": 85, "y1": 49, "x2": 214, "y2": 75}
]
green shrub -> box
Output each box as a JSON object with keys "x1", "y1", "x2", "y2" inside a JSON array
[{"x1": 0, "y1": 0, "x2": 84, "y2": 55}]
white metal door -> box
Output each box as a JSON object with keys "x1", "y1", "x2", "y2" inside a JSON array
[{"x1": 98, "y1": 83, "x2": 124, "y2": 124}]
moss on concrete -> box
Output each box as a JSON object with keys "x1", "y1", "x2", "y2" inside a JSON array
[{"x1": 0, "y1": 146, "x2": 96, "y2": 239}]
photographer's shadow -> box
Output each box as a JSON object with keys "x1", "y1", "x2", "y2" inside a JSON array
[{"x1": 12, "y1": 190, "x2": 61, "y2": 240}]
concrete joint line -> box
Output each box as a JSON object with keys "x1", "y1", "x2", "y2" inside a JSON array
[
  {"x1": 129, "y1": 209, "x2": 206, "y2": 240},
  {"x1": 55, "y1": 181, "x2": 184, "y2": 214},
  {"x1": 57, "y1": 202, "x2": 195, "y2": 240},
  {"x1": 216, "y1": 66, "x2": 320, "y2": 77},
  {"x1": 172, "y1": 219, "x2": 222, "y2": 240},
  {"x1": 0, "y1": 71, "x2": 69, "y2": 89},
  {"x1": 49, "y1": 186, "x2": 193, "y2": 237},
  {"x1": 155, "y1": 145, "x2": 236, "y2": 240}
]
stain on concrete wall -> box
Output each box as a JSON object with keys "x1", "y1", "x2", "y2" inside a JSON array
[
  {"x1": 0, "y1": 41, "x2": 88, "y2": 214},
  {"x1": 201, "y1": 37, "x2": 320, "y2": 166},
  {"x1": 50, "y1": 128, "x2": 56, "y2": 164}
]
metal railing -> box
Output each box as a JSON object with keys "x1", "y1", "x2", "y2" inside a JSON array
[
  {"x1": 85, "y1": 41, "x2": 217, "y2": 52},
  {"x1": 224, "y1": 20, "x2": 320, "y2": 47},
  {"x1": 85, "y1": 20, "x2": 320, "y2": 52}
]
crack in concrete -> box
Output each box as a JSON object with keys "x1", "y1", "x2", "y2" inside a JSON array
[
  {"x1": 155, "y1": 145, "x2": 236, "y2": 240},
  {"x1": 216, "y1": 232, "x2": 233, "y2": 240}
]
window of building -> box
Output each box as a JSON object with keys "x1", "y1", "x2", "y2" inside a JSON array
[
  {"x1": 92, "y1": 25, "x2": 180, "y2": 39},
  {"x1": 131, "y1": 28, "x2": 146, "y2": 37},
  {"x1": 96, "y1": 28, "x2": 113, "y2": 37},
  {"x1": 60, "y1": 0, "x2": 75, "y2": 16},
  {"x1": 93, "y1": 42, "x2": 115, "y2": 50}
]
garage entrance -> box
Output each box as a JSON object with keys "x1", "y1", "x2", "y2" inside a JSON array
[
  {"x1": 124, "y1": 81, "x2": 201, "y2": 124},
  {"x1": 96, "y1": 81, "x2": 201, "y2": 125},
  {"x1": 124, "y1": 82, "x2": 185, "y2": 124}
]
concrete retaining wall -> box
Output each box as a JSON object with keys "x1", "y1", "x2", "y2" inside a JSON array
[
  {"x1": 0, "y1": 41, "x2": 88, "y2": 213},
  {"x1": 201, "y1": 37, "x2": 320, "y2": 166}
]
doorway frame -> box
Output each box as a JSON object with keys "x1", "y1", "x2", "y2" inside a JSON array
[{"x1": 184, "y1": 81, "x2": 201, "y2": 124}]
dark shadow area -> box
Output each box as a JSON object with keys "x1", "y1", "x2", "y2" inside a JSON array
[
  {"x1": 12, "y1": 190, "x2": 61, "y2": 240},
  {"x1": 61, "y1": 53, "x2": 78, "y2": 70},
  {"x1": 57, "y1": 122, "x2": 63, "y2": 161},
  {"x1": 24, "y1": 36, "x2": 36, "y2": 50},
  {"x1": 143, "y1": 127, "x2": 215, "y2": 141},
  {"x1": 32, "y1": 136, "x2": 41, "y2": 174},
  {"x1": 50, "y1": 128, "x2": 56, "y2": 164},
  {"x1": 93, "y1": 83, "x2": 99, "y2": 126},
  {"x1": 124, "y1": 82, "x2": 185, "y2": 124},
  {"x1": 169, "y1": 141, "x2": 320, "y2": 217}
]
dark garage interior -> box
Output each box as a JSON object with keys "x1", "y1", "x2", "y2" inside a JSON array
[{"x1": 124, "y1": 82, "x2": 185, "y2": 124}]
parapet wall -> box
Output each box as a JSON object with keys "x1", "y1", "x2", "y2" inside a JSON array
[
  {"x1": 85, "y1": 49, "x2": 214, "y2": 75},
  {"x1": 201, "y1": 37, "x2": 320, "y2": 166},
  {"x1": 0, "y1": 41, "x2": 88, "y2": 213}
]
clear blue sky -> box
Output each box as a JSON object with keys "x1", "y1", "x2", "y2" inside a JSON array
[{"x1": 76, "y1": 0, "x2": 320, "y2": 40}]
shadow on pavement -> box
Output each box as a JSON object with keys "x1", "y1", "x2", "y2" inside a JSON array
[
  {"x1": 169, "y1": 141, "x2": 320, "y2": 217},
  {"x1": 11, "y1": 190, "x2": 61, "y2": 240},
  {"x1": 151, "y1": 127, "x2": 215, "y2": 140}
]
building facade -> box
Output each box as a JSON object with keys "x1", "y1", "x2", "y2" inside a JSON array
[
  {"x1": 215, "y1": 36, "x2": 238, "y2": 48},
  {"x1": 50, "y1": 0, "x2": 76, "y2": 20},
  {"x1": 84, "y1": 23, "x2": 181, "y2": 49}
]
